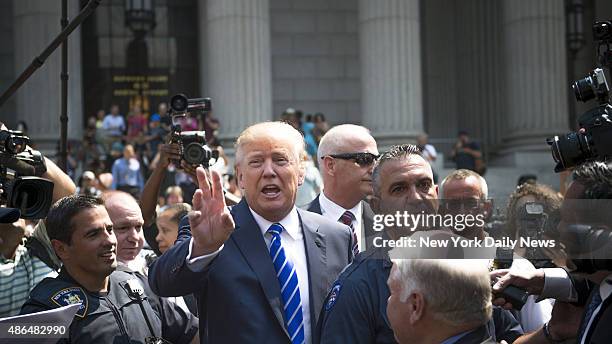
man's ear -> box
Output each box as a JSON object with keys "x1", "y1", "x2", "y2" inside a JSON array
[
  {"x1": 322, "y1": 156, "x2": 336, "y2": 177},
  {"x1": 408, "y1": 292, "x2": 426, "y2": 324},
  {"x1": 235, "y1": 165, "x2": 245, "y2": 190},
  {"x1": 51, "y1": 239, "x2": 69, "y2": 262}
]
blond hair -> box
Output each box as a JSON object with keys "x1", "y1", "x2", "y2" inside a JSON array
[{"x1": 235, "y1": 121, "x2": 305, "y2": 165}]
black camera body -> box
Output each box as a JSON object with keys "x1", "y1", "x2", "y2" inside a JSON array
[
  {"x1": 548, "y1": 21, "x2": 612, "y2": 172},
  {"x1": 0, "y1": 129, "x2": 29, "y2": 155},
  {"x1": 0, "y1": 130, "x2": 54, "y2": 219},
  {"x1": 168, "y1": 94, "x2": 218, "y2": 167}
]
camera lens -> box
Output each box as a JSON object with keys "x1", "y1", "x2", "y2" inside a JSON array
[
  {"x1": 547, "y1": 131, "x2": 592, "y2": 172},
  {"x1": 184, "y1": 143, "x2": 208, "y2": 165},
  {"x1": 573, "y1": 77, "x2": 596, "y2": 102},
  {"x1": 170, "y1": 94, "x2": 189, "y2": 113},
  {"x1": 593, "y1": 21, "x2": 612, "y2": 41},
  {"x1": 7, "y1": 177, "x2": 54, "y2": 219}
]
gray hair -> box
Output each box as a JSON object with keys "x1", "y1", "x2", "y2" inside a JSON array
[
  {"x1": 390, "y1": 259, "x2": 492, "y2": 327},
  {"x1": 371, "y1": 144, "x2": 424, "y2": 196},
  {"x1": 441, "y1": 169, "x2": 489, "y2": 199}
]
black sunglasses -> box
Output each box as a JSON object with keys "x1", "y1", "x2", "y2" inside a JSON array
[{"x1": 323, "y1": 152, "x2": 379, "y2": 166}]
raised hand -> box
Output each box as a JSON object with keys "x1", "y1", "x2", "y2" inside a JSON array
[{"x1": 189, "y1": 167, "x2": 235, "y2": 257}]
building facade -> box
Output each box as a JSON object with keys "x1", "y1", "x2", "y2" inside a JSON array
[{"x1": 1, "y1": 0, "x2": 612, "y2": 176}]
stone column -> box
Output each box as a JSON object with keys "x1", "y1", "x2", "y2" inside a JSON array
[
  {"x1": 499, "y1": 0, "x2": 569, "y2": 165},
  {"x1": 422, "y1": 0, "x2": 458, "y2": 144},
  {"x1": 13, "y1": 0, "x2": 83, "y2": 150},
  {"x1": 454, "y1": 0, "x2": 506, "y2": 154},
  {"x1": 358, "y1": 0, "x2": 423, "y2": 148},
  {"x1": 204, "y1": 0, "x2": 272, "y2": 145}
]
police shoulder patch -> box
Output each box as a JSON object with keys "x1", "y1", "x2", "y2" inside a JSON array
[
  {"x1": 325, "y1": 282, "x2": 342, "y2": 311},
  {"x1": 51, "y1": 287, "x2": 88, "y2": 318}
]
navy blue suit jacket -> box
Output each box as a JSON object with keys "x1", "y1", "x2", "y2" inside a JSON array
[{"x1": 148, "y1": 199, "x2": 353, "y2": 343}]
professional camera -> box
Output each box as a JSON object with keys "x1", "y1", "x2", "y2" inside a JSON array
[
  {"x1": 0, "y1": 129, "x2": 29, "y2": 154},
  {"x1": 168, "y1": 94, "x2": 218, "y2": 167},
  {"x1": 560, "y1": 223, "x2": 612, "y2": 273},
  {"x1": 0, "y1": 130, "x2": 54, "y2": 219},
  {"x1": 547, "y1": 21, "x2": 612, "y2": 172}
]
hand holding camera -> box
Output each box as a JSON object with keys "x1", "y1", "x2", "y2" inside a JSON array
[{"x1": 168, "y1": 94, "x2": 218, "y2": 168}]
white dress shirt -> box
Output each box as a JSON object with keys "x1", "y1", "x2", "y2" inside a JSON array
[
  {"x1": 319, "y1": 191, "x2": 363, "y2": 251},
  {"x1": 185, "y1": 207, "x2": 312, "y2": 344}
]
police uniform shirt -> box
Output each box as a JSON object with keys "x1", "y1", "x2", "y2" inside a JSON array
[
  {"x1": 20, "y1": 268, "x2": 198, "y2": 343},
  {"x1": 317, "y1": 248, "x2": 396, "y2": 344}
]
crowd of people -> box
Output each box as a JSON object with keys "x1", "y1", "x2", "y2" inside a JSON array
[{"x1": 1, "y1": 113, "x2": 611, "y2": 344}]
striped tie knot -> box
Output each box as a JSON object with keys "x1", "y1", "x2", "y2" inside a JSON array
[
  {"x1": 339, "y1": 211, "x2": 355, "y2": 226},
  {"x1": 268, "y1": 223, "x2": 284, "y2": 237}
]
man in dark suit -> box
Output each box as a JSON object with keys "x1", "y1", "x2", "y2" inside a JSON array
[
  {"x1": 387, "y1": 259, "x2": 495, "y2": 344},
  {"x1": 307, "y1": 124, "x2": 379, "y2": 252},
  {"x1": 148, "y1": 121, "x2": 353, "y2": 344}
]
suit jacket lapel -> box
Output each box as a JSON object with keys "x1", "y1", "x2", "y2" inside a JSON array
[
  {"x1": 307, "y1": 195, "x2": 322, "y2": 214},
  {"x1": 230, "y1": 200, "x2": 289, "y2": 338},
  {"x1": 361, "y1": 201, "x2": 375, "y2": 250},
  {"x1": 298, "y1": 209, "x2": 327, "y2": 328}
]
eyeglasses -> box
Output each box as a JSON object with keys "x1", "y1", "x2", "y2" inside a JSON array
[
  {"x1": 323, "y1": 152, "x2": 379, "y2": 167},
  {"x1": 441, "y1": 199, "x2": 483, "y2": 212}
]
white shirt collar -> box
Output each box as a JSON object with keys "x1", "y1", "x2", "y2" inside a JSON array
[
  {"x1": 319, "y1": 191, "x2": 363, "y2": 223},
  {"x1": 250, "y1": 206, "x2": 301, "y2": 240}
]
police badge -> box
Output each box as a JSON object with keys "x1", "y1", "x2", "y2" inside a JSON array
[
  {"x1": 325, "y1": 282, "x2": 342, "y2": 311},
  {"x1": 51, "y1": 287, "x2": 88, "y2": 318}
]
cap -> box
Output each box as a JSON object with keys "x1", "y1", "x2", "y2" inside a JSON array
[
  {"x1": 150, "y1": 114, "x2": 161, "y2": 122},
  {"x1": 0, "y1": 207, "x2": 20, "y2": 223}
]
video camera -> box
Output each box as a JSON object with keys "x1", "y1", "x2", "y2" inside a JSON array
[
  {"x1": 168, "y1": 93, "x2": 218, "y2": 167},
  {"x1": 547, "y1": 21, "x2": 612, "y2": 172},
  {"x1": 0, "y1": 129, "x2": 54, "y2": 219}
]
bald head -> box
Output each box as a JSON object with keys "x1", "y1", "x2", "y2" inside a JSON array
[
  {"x1": 317, "y1": 124, "x2": 379, "y2": 208},
  {"x1": 317, "y1": 124, "x2": 376, "y2": 160},
  {"x1": 104, "y1": 191, "x2": 140, "y2": 211},
  {"x1": 103, "y1": 191, "x2": 144, "y2": 262}
]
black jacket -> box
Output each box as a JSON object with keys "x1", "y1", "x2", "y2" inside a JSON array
[{"x1": 20, "y1": 268, "x2": 198, "y2": 343}]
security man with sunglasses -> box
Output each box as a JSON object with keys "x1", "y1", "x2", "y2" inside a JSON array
[{"x1": 306, "y1": 124, "x2": 379, "y2": 254}]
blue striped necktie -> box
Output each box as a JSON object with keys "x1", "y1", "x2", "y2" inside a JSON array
[{"x1": 267, "y1": 223, "x2": 305, "y2": 344}]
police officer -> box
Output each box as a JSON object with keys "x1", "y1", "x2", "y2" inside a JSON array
[
  {"x1": 20, "y1": 195, "x2": 198, "y2": 343},
  {"x1": 316, "y1": 144, "x2": 524, "y2": 344}
]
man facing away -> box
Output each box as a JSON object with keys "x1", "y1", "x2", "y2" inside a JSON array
[{"x1": 387, "y1": 259, "x2": 495, "y2": 344}]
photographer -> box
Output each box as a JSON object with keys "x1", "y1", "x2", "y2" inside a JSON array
[
  {"x1": 491, "y1": 161, "x2": 612, "y2": 343},
  {"x1": 141, "y1": 143, "x2": 198, "y2": 253},
  {"x1": 0, "y1": 122, "x2": 77, "y2": 316}
]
